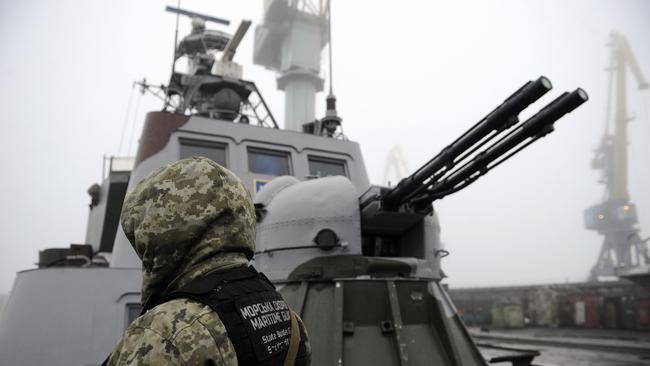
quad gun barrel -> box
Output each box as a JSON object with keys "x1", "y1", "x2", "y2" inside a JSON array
[{"x1": 360, "y1": 76, "x2": 588, "y2": 234}]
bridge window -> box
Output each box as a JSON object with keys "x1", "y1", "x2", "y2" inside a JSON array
[
  {"x1": 308, "y1": 156, "x2": 347, "y2": 177},
  {"x1": 248, "y1": 148, "x2": 291, "y2": 176},
  {"x1": 179, "y1": 138, "x2": 227, "y2": 167},
  {"x1": 125, "y1": 303, "x2": 142, "y2": 329}
]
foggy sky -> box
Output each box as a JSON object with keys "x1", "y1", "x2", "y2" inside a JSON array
[{"x1": 0, "y1": 0, "x2": 649, "y2": 293}]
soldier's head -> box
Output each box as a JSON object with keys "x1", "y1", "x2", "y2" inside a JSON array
[{"x1": 120, "y1": 156, "x2": 256, "y2": 302}]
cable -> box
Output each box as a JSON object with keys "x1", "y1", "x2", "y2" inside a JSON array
[
  {"x1": 118, "y1": 85, "x2": 135, "y2": 156},
  {"x1": 171, "y1": 0, "x2": 181, "y2": 76},
  {"x1": 255, "y1": 242, "x2": 345, "y2": 255},
  {"x1": 127, "y1": 91, "x2": 143, "y2": 156},
  {"x1": 644, "y1": 91, "x2": 650, "y2": 137}
]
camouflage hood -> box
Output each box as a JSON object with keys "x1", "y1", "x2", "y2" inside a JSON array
[{"x1": 120, "y1": 157, "x2": 256, "y2": 304}]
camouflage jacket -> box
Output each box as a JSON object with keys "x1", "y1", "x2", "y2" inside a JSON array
[
  {"x1": 108, "y1": 297, "x2": 240, "y2": 365},
  {"x1": 108, "y1": 157, "x2": 309, "y2": 365}
]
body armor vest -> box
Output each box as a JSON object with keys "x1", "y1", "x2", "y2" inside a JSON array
[{"x1": 153, "y1": 266, "x2": 308, "y2": 366}]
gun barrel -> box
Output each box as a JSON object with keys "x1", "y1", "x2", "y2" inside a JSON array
[
  {"x1": 221, "y1": 20, "x2": 252, "y2": 62},
  {"x1": 429, "y1": 88, "x2": 589, "y2": 198},
  {"x1": 382, "y1": 76, "x2": 552, "y2": 209}
]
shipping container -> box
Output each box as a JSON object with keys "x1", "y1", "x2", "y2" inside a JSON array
[
  {"x1": 491, "y1": 304, "x2": 524, "y2": 328},
  {"x1": 570, "y1": 294, "x2": 601, "y2": 328},
  {"x1": 603, "y1": 297, "x2": 620, "y2": 328},
  {"x1": 558, "y1": 296, "x2": 574, "y2": 327},
  {"x1": 460, "y1": 311, "x2": 491, "y2": 327},
  {"x1": 634, "y1": 299, "x2": 650, "y2": 330},
  {"x1": 504, "y1": 304, "x2": 524, "y2": 328},
  {"x1": 491, "y1": 306, "x2": 505, "y2": 328},
  {"x1": 531, "y1": 287, "x2": 557, "y2": 327},
  {"x1": 622, "y1": 296, "x2": 637, "y2": 329}
]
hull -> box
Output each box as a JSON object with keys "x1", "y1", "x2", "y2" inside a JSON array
[{"x1": 0, "y1": 267, "x2": 140, "y2": 366}]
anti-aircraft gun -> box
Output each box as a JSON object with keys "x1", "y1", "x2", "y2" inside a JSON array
[
  {"x1": 252, "y1": 76, "x2": 587, "y2": 366},
  {"x1": 360, "y1": 77, "x2": 588, "y2": 236}
]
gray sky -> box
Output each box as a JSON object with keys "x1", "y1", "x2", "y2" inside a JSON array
[{"x1": 0, "y1": 0, "x2": 649, "y2": 293}]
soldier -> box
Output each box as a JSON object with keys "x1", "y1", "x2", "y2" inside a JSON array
[{"x1": 106, "y1": 157, "x2": 310, "y2": 366}]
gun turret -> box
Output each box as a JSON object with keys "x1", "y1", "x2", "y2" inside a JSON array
[{"x1": 360, "y1": 76, "x2": 588, "y2": 235}]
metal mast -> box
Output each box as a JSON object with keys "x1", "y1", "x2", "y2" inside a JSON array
[
  {"x1": 585, "y1": 32, "x2": 649, "y2": 281},
  {"x1": 253, "y1": 0, "x2": 329, "y2": 131}
]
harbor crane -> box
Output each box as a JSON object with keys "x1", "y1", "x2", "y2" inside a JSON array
[{"x1": 585, "y1": 32, "x2": 649, "y2": 282}]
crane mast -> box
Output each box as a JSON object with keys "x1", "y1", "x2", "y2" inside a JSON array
[
  {"x1": 253, "y1": 0, "x2": 330, "y2": 132},
  {"x1": 585, "y1": 32, "x2": 649, "y2": 281}
]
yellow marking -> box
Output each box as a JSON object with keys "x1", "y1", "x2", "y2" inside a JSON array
[{"x1": 253, "y1": 178, "x2": 272, "y2": 194}]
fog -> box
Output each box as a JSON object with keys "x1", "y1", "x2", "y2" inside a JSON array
[{"x1": 0, "y1": 0, "x2": 649, "y2": 293}]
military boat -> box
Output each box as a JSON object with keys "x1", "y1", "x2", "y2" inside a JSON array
[{"x1": 0, "y1": 3, "x2": 588, "y2": 365}]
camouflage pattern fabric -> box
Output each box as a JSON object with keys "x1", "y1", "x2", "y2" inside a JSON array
[
  {"x1": 108, "y1": 299, "x2": 238, "y2": 365},
  {"x1": 120, "y1": 156, "x2": 256, "y2": 304},
  {"x1": 108, "y1": 157, "x2": 257, "y2": 365}
]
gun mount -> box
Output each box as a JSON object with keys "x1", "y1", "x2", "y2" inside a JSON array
[
  {"x1": 133, "y1": 7, "x2": 279, "y2": 128},
  {"x1": 360, "y1": 76, "x2": 588, "y2": 235},
  {"x1": 247, "y1": 77, "x2": 588, "y2": 366}
]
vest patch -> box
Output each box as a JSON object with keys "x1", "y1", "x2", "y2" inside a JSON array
[{"x1": 235, "y1": 292, "x2": 292, "y2": 360}]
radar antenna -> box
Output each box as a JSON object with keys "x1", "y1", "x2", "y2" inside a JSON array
[{"x1": 164, "y1": 5, "x2": 230, "y2": 26}]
